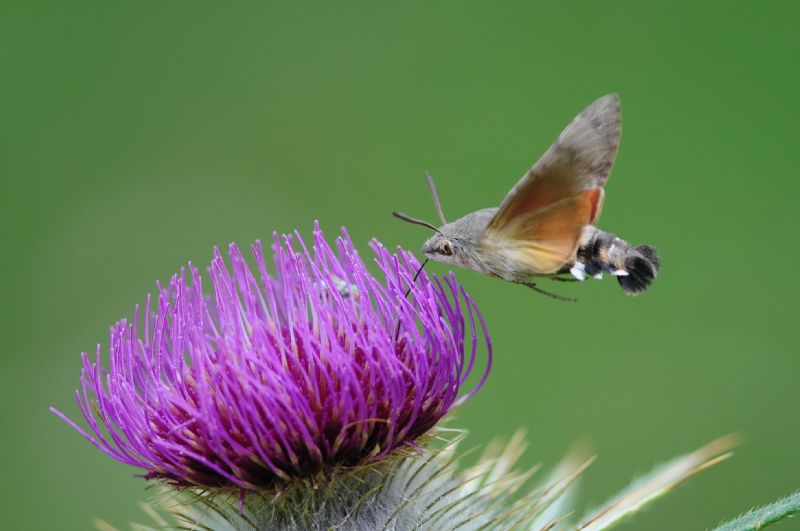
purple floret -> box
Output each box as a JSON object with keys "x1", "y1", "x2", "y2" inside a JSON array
[{"x1": 52, "y1": 223, "x2": 491, "y2": 491}]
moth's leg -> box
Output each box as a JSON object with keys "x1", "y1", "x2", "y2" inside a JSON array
[
  {"x1": 524, "y1": 282, "x2": 577, "y2": 302},
  {"x1": 550, "y1": 275, "x2": 580, "y2": 283}
]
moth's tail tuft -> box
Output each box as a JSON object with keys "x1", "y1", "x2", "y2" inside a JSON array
[{"x1": 617, "y1": 244, "x2": 660, "y2": 295}]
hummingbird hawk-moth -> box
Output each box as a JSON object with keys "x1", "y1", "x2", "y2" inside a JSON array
[{"x1": 394, "y1": 94, "x2": 659, "y2": 300}]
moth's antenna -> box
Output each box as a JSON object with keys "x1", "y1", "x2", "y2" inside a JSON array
[
  {"x1": 392, "y1": 211, "x2": 443, "y2": 234},
  {"x1": 395, "y1": 258, "x2": 430, "y2": 340},
  {"x1": 425, "y1": 172, "x2": 447, "y2": 225}
]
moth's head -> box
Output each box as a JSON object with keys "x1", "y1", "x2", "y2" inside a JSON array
[
  {"x1": 392, "y1": 210, "x2": 457, "y2": 264},
  {"x1": 394, "y1": 173, "x2": 460, "y2": 263},
  {"x1": 421, "y1": 233, "x2": 457, "y2": 264}
]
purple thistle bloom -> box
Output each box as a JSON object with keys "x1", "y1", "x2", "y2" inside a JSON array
[{"x1": 52, "y1": 223, "x2": 491, "y2": 492}]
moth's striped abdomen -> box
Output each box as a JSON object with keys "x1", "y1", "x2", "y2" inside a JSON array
[{"x1": 570, "y1": 226, "x2": 660, "y2": 295}]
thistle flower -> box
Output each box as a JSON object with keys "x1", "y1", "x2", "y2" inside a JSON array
[{"x1": 51, "y1": 223, "x2": 491, "y2": 494}]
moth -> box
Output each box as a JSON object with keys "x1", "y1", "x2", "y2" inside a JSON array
[{"x1": 394, "y1": 94, "x2": 659, "y2": 300}]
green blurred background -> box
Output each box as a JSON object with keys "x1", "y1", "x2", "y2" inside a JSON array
[{"x1": 2, "y1": 2, "x2": 798, "y2": 529}]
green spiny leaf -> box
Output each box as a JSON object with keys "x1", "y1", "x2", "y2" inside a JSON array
[{"x1": 713, "y1": 491, "x2": 800, "y2": 531}]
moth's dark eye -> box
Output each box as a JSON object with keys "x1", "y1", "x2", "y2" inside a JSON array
[{"x1": 440, "y1": 242, "x2": 453, "y2": 256}]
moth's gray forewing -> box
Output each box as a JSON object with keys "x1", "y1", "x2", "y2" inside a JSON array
[
  {"x1": 473, "y1": 94, "x2": 621, "y2": 277},
  {"x1": 553, "y1": 92, "x2": 622, "y2": 189},
  {"x1": 486, "y1": 93, "x2": 622, "y2": 234}
]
